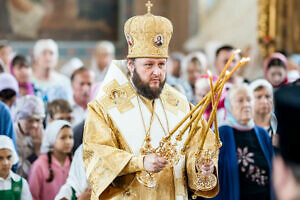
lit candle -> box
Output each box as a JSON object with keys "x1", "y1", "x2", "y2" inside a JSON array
[
  {"x1": 226, "y1": 57, "x2": 250, "y2": 81},
  {"x1": 198, "y1": 58, "x2": 250, "y2": 150},
  {"x1": 167, "y1": 50, "x2": 241, "y2": 141}
]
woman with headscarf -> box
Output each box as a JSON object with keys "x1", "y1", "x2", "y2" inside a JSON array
[
  {"x1": 31, "y1": 39, "x2": 73, "y2": 102},
  {"x1": 208, "y1": 84, "x2": 274, "y2": 200},
  {"x1": 10, "y1": 54, "x2": 35, "y2": 96},
  {"x1": 55, "y1": 145, "x2": 91, "y2": 200},
  {"x1": 182, "y1": 51, "x2": 208, "y2": 105},
  {"x1": 250, "y1": 79, "x2": 278, "y2": 147},
  {"x1": 0, "y1": 73, "x2": 19, "y2": 108},
  {"x1": 0, "y1": 135, "x2": 32, "y2": 200},
  {"x1": 28, "y1": 120, "x2": 74, "y2": 200},
  {"x1": 10, "y1": 54, "x2": 46, "y2": 100},
  {"x1": 264, "y1": 52, "x2": 289, "y2": 89},
  {"x1": 13, "y1": 95, "x2": 45, "y2": 178}
]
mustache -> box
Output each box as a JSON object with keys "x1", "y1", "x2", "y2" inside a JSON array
[{"x1": 132, "y1": 69, "x2": 165, "y2": 100}]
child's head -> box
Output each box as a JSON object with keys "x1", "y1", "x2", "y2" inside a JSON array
[
  {"x1": 264, "y1": 53, "x2": 288, "y2": 87},
  {"x1": 11, "y1": 54, "x2": 32, "y2": 84},
  {"x1": 41, "y1": 120, "x2": 74, "y2": 155},
  {"x1": 41, "y1": 120, "x2": 73, "y2": 182},
  {"x1": 48, "y1": 99, "x2": 73, "y2": 124},
  {"x1": 0, "y1": 136, "x2": 18, "y2": 178}
]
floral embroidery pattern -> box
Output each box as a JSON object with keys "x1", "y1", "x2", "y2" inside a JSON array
[{"x1": 237, "y1": 147, "x2": 269, "y2": 186}]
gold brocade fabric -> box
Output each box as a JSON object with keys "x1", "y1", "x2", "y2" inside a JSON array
[{"x1": 83, "y1": 97, "x2": 219, "y2": 200}]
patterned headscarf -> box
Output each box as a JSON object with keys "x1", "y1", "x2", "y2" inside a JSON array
[{"x1": 13, "y1": 95, "x2": 45, "y2": 121}]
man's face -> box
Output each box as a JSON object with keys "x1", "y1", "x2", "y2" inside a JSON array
[
  {"x1": 0, "y1": 46, "x2": 13, "y2": 66},
  {"x1": 35, "y1": 49, "x2": 57, "y2": 70},
  {"x1": 214, "y1": 50, "x2": 239, "y2": 75},
  {"x1": 72, "y1": 71, "x2": 95, "y2": 104},
  {"x1": 128, "y1": 58, "x2": 167, "y2": 99}
]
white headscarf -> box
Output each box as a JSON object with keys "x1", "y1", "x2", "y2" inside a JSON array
[
  {"x1": 182, "y1": 51, "x2": 208, "y2": 81},
  {"x1": 40, "y1": 120, "x2": 71, "y2": 154},
  {"x1": 249, "y1": 79, "x2": 273, "y2": 94},
  {"x1": 33, "y1": 39, "x2": 58, "y2": 61},
  {"x1": 66, "y1": 145, "x2": 88, "y2": 195},
  {"x1": 0, "y1": 135, "x2": 19, "y2": 165},
  {"x1": 250, "y1": 79, "x2": 277, "y2": 134}
]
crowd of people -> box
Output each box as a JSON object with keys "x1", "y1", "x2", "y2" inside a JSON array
[{"x1": 0, "y1": 37, "x2": 300, "y2": 200}]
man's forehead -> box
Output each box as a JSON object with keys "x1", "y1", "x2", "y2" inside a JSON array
[
  {"x1": 136, "y1": 58, "x2": 167, "y2": 63},
  {"x1": 218, "y1": 50, "x2": 234, "y2": 58}
]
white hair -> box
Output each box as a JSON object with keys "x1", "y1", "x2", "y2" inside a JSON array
[
  {"x1": 33, "y1": 39, "x2": 58, "y2": 60},
  {"x1": 227, "y1": 83, "x2": 254, "y2": 105},
  {"x1": 95, "y1": 40, "x2": 115, "y2": 55}
]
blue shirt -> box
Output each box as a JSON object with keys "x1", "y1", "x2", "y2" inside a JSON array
[{"x1": 0, "y1": 100, "x2": 17, "y2": 151}]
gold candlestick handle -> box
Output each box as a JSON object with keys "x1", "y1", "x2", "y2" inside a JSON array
[{"x1": 194, "y1": 149, "x2": 218, "y2": 192}]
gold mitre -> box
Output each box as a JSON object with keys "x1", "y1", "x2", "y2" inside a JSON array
[{"x1": 124, "y1": 1, "x2": 173, "y2": 58}]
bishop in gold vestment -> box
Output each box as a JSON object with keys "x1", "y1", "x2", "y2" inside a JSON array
[{"x1": 83, "y1": 2, "x2": 219, "y2": 200}]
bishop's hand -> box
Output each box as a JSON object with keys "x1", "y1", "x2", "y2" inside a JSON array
[{"x1": 143, "y1": 153, "x2": 168, "y2": 173}]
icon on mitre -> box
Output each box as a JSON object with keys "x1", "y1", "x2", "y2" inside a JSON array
[{"x1": 154, "y1": 34, "x2": 164, "y2": 47}]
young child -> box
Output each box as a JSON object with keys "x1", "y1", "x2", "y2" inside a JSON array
[
  {"x1": 28, "y1": 120, "x2": 74, "y2": 200},
  {"x1": 48, "y1": 99, "x2": 74, "y2": 124},
  {"x1": 55, "y1": 145, "x2": 90, "y2": 200},
  {"x1": 0, "y1": 135, "x2": 32, "y2": 200}
]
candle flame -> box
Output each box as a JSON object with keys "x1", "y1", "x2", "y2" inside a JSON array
[
  {"x1": 234, "y1": 49, "x2": 241, "y2": 54},
  {"x1": 207, "y1": 70, "x2": 212, "y2": 77},
  {"x1": 240, "y1": 57, "x2": 250, "y2": 63},
  {"x1": 225, "y1": 70, "x2": 230, "y2": 75}
]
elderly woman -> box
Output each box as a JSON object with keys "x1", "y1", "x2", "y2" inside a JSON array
[
  {"x1": 91, "y1": 41, "x2": 115, "y2": 82},
  {"x1": 250, "y1": 79, "x2": 278, "y2": 147},
  {"x1": 12, "y1": 95, "x2": 45, "y2": 178},
  {"x1": 210, "y1": 84, "x2": 274, "y2": 200}
]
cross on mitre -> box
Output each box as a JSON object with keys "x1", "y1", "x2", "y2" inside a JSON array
[{"x1": 146, "y1": 1, "x2": 153, "y2": 13}]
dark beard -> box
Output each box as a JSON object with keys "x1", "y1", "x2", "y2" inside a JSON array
[{"x1": 131, "y1": 68, "x2": 166, "y2": 100}]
